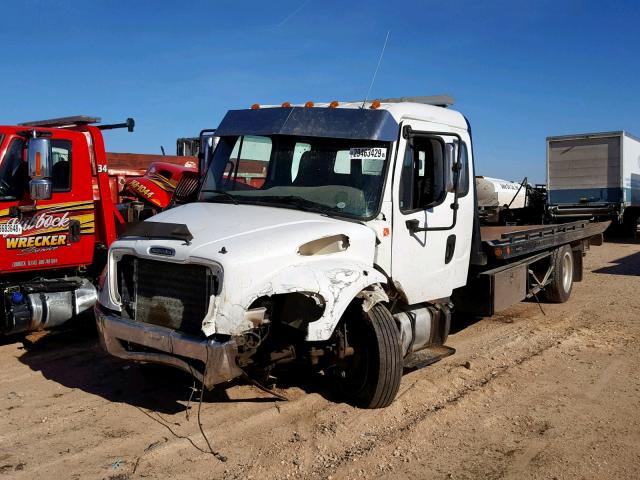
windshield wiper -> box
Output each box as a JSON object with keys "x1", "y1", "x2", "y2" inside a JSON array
[
  {"x1": 200, "y1": 189, "x2": 239, "y2": 205},
  {"x1": 248, "y1": 195, "x2": 343, "y2": 216}
]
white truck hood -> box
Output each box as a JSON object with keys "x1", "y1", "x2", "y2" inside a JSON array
[
  {"x1": 105, "y1": 202, "x2": 386, "y2": 340},
  {"x1": 145, "y1": 202, "x2": 374, "y2": 264}
]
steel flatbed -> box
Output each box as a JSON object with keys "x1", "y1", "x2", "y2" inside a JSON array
[{"x1": 481, "y1": 220, "x2": 610, "y2": 261}]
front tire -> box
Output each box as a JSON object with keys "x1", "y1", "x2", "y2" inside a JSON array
[
  {"x1": 544, "y1": 244, "x2": 574, "y2": 303},
  {"x1": 336, "y1": 304, "x2": 403, "y2": 409}
]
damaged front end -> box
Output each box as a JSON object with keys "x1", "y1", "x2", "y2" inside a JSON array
[
  {"x1": 96, "y1": 250, "x2": 244, "y2": 389},
  {"x1": 96, "y1": 253, "x2": 387, "y2": 390},
  {"x1": 96, "y1": 308, "x2": 243, "y2": 388},
  {"x1": 95, "y1": 208, "x2": 387, "y2": 391}
]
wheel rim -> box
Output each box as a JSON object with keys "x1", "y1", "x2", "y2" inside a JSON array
[
  {"x1": 562, "y1": 251, "x2": 573, "y2": 292},
  {"x1": 337, "y1": 318, "x2": 371, "y2": 397}
]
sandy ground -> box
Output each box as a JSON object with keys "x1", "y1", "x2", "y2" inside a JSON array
[{"x1": 1, "y1": 239, "x2": 639, "y2": 480}]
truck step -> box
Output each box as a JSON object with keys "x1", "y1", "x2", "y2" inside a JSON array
[{"x1": 403, "y1": 345, "x2": 456, "y2": 371}]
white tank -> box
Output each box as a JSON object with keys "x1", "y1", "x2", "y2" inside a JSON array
[{"x1": 476, "y1": 176, "x2": 526, "y2": 209}]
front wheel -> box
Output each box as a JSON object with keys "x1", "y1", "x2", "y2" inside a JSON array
[
  {"x1": 544, "y1": 244, "x2": 574, "y2": 303},
  {"x1": 335, "y1": 304, "x2": 403, "y2": 409}
]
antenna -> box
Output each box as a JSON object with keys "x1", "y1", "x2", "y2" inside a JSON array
[{"x1": 362, "y1": 30, "x2": 390, "y2": 108}]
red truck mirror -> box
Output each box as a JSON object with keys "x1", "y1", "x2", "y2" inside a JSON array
[{"x1": 27, "y1": 137, "x2": 53, "y2": 200}]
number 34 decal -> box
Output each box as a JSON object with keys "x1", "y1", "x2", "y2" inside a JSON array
[{"x1": 97, "y1": 164, "x2": 108, "y2": 173}]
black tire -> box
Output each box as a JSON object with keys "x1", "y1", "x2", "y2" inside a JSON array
[
  {"x1": 544, "y1": 245, "x2": 574, "y2": 303},
  {"x1": 622, "y1": 210, "x2": 638, "y2": 238},
  {"x1": 336, "y1": 304, "x2": 403, "y2": 409}
]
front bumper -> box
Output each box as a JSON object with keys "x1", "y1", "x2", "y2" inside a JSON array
[{"x1": 95, "y1": 304, "x2": 243, "y2": 389}]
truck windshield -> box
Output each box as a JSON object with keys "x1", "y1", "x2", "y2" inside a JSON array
[
  {"x1": 0, "y1": 137, "x2": 26, "y2": 200},
  {"x1": 199, "y1": 135, "x2": 390, "y2": 219}
]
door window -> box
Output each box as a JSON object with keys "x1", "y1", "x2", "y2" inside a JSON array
[
  {"x1": 51, "y1": 139, "x2": 72, "y2": 191},
  {"x1": 399, "y1": 136, "x2": 446, "y2": 211}
]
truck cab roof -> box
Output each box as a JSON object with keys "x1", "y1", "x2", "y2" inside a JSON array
[
  {"x1": 260, "y1": 97, "x2": 468, "y2": 130},
  {"x1": 216, "y1": 99, "x2": 468, "y2": 142}
]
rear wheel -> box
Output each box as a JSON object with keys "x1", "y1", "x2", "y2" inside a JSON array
[
  {"x1": 544, "y1": 244, "x2": 574, "y2": 303},
  {"x1": 622, "y1": 210, "x2": 639, "y2": 238},
  {"x1": 336, "y1": 304, "x2": 403, "y2": 409}
]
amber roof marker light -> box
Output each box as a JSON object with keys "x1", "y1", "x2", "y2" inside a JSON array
[
  {"x1": 370, "y1": 99, "x2": 381, "y2": 109},
  {"x1": 250, "y1": 103, "x2": 260, "y2": 110},
  {"x1": 329, "y1": 101, "x2": 339, "y2": 108},
  {"x1": 281, "y1": 101, "x2": 292, "y2": 108},
  {"x1": 304, "y1": 101, "x2": 314, "y2": 108}
]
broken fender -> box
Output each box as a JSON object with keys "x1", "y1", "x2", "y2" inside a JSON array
[{"x1": 203, "y1": 259, "x2": 386, "y2": 341}]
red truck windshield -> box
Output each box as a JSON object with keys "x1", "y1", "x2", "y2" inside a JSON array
[{"x1": 0, "y1": 136, "x2": 26, "y2": 200}]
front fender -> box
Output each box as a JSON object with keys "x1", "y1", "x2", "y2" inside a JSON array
[
  {"x1": 298, "y1": 260, "x2": 387, "y2": 341},
  {"x1": 207, "y1": 259, "x2": 386, "y2": 341}
]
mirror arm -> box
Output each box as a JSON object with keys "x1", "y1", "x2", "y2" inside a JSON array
[{"x1": 405, "y1": 200, "x2": 459, "y2": 233}]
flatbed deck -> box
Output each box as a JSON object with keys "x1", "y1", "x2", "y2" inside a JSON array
[{"x1": 481, "y1": 220, "x2": 610, "y2": 260}]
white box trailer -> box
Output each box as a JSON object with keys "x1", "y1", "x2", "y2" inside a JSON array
[{"x1": 547, "y1": 131, "x2": 640, "y2": 232}]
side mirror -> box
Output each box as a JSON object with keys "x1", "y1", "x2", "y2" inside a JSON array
[
  {"x1": 199, "y1": 132, "x2": 217, "y2": 177},
  {"x1": 444, "y1": 143, "x2": 457, "y2": 193},
  {"x1": 27, "y1": 137, "x2": 53, "y2": 200}
]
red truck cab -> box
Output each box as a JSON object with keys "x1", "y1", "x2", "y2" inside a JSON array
[
  {"x1": 0, "y1": 116, "x2": 138, "y2": 334},
  {"x1": 1, "y1": 119, "x2": 119, "y2": 273},
  {"x1": 0, "y1": 115, "x2": 204, "y2": 335}
]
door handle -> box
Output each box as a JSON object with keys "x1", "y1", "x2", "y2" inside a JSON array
[
  {"x1": 445, "y1": 234, "x2": 456, "y2": 264},
  {"x1": 68, "y1": 220, "x2": 81, "y2": 243}
]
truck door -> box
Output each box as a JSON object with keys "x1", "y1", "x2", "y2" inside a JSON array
[
  {"x1": 390, "y1": 124, "x2": 474, "y2": 304},
  {"x1": 0, "y1": 131, "x2": 96, "y2": 273}
]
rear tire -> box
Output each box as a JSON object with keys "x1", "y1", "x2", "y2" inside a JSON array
[
  {"x1": 336, "y1": 304, "x2": 403, "y2": 409},
  {"x1": 622, "y1": 210, "x2": 638, "y2": 238},
  {"x1": 544, "y1": 245, "x2": 574, "y2": 303}
]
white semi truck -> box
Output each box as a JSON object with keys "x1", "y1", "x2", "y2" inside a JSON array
[{"x1": 95, "y1": 97, "x2": 608, "y2": 408}]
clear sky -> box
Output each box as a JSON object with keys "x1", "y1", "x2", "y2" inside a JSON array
[{"x1": 2, "y1": 0, "x2": 638, "y2": 183}]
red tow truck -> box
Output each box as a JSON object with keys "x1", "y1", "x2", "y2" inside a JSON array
[{"x1": 0, "y1": 116, "x2": 199, "y2": 335}]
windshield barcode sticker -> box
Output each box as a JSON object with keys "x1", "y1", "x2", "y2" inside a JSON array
[
  {"x1": 0, "y1": 223, "x2": 22, "y2": 236},
  {"x1": 350, "y1": 147, "x2": 387, "y2": 161}
]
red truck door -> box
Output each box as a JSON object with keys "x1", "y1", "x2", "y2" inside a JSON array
[{"x1": 0, "y1": 130, "x2": 96, "y2": 274}]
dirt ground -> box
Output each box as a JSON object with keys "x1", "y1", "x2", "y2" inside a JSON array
[{"x1": 1, "y1": 239, "x2": 639, "y2": 480}]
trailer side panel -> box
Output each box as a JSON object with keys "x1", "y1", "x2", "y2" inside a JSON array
[{"x1": 547, "y1": 134, "x2": 622, "y2": 204}]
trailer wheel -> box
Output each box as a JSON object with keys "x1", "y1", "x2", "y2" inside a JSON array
[
  {"x1": 544, "y1": 245, "x2": 574, "y2": 303},
  {"x1": 336, "y1": 304, "x2": 402, "y2": 409}
]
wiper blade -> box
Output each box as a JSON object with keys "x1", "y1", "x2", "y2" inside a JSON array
[
  {"x1": 229, "y1": 194, "x2": 363, "y2": 223},
  {"x1": 200, "y1": 189, "x2": 239, "y2": 205},
  {"x1": 250, "y1": 195, "x2": 345, "y2": 216},
  {"x1": 257, "y1": 195, "x2": 323, "y2": 210}
]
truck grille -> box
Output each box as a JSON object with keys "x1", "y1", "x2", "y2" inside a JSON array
[
  {"x1": 117, "y1": 256, "x2": 213, "y2": 336},
  {"x1": 173, "y1": 173, "x2": 200, "y2": 202}
]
